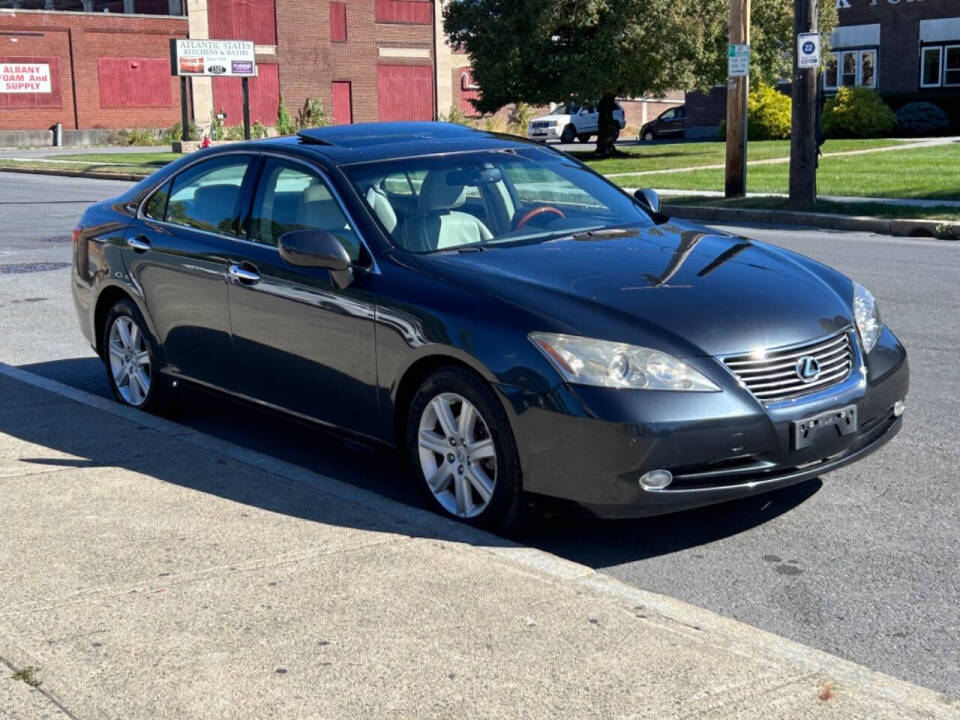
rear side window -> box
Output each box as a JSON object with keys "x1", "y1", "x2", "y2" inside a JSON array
[
  {"x1": 143, "y1": 180, "x2": 170, "y2": 220},
  {"x1": 164, "y1": 156, "x2": 252, "y2": 235}
]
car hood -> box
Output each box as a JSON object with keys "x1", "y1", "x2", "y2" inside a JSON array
[{"x1": 422, "y1": 221, "x2": 854, "y2": 357}]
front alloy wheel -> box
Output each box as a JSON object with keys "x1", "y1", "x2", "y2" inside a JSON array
[
  {"x1": 107, "y1": 315, "x2": 152, "y2": 406},
  {"x1": 406, "y1": 367, "x2": 523, "y2": 530},
  {"x1": 418, "y1": 392, "x2": 496, "y2": 519}
]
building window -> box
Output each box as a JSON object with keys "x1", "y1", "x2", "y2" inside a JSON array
[
  {"x1": 919, "y1": 44, "x2": 960, "y2": 89},
  {"x1": 946, "y1": 45, "x2": 960, "y2": 86},
  {"x1": 921, "y1": 46, "x2": 943, "y2": 88},
  {"x1": 375, "y1": 0, "x2": 431, "y2": 25},
  {"x1": 824, "y1": 49, "x2": 877, "y2": 91},
  {"x1": 330, "y1": 2, "x2": 347, "y2": 43}
]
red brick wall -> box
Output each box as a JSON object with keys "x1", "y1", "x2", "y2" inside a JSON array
[
  {"x1": 275, "y1": 0, "x2": 435, "y2": 125},
  {"x1": 0, "y1": 11, "x2": 187, "y2": 130},
  {"x1": 208, "y1": 0, "x2": 277, "y2": 46}
]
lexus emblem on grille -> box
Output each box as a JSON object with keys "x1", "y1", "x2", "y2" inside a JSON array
[{"x1": 796, "y1": 355, "x2": 821, "y2": 382}]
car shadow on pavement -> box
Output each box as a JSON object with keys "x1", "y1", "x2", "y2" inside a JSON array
[{"x1": 16, "y1": 357, "x2": 821, "y2": 566}]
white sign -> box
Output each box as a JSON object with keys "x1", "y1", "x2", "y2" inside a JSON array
[
  {"x1": 171, "y1": 39, "x2": 256, "y2": 77},
  {"x1": 0, "y1": 62, "x2": 51, "y2": 93},
  {"x1": 728, "y1": 44, "x2": 750, "y2": 78},
  {"x1": 797, "y1": 32, "x2": 821, "y2": 68}
]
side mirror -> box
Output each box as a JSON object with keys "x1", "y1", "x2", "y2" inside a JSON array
[
  {"x1": 278, "y1": 229, "x2": 353, "y2": 288},
  {"x1": 633, "y1": 188, "x2": 660, "y2": 214}
]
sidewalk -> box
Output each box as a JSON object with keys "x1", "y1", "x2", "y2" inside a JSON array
[{"x1": 0, "y1": 364, "x2": 956, "y2": 719}]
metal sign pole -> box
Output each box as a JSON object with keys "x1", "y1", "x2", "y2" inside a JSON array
[
  {"x1": 242, "y1": 77, "x2": 251, "y2": 141},
  {"x1": 180, "y1": 76, "x2": 189, "y2": 142}
]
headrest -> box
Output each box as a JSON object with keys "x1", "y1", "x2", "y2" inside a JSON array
[
  {"x1": 194, "y1": 183, "x2": 240, "y2": 208},
  {"x1": 302, "y1": 181, "x2": 333, "y2": 204},
  {"x1": 418, "y1": 170, "x2": 466, "y2": 213}
]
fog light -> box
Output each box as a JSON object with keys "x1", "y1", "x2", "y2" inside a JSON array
[
  {"x1": 893, "y1": 400, "x2": 905, "y2": 418},
  {"x1": 639, "y1": 469, "x2": 673, "y2": 490}
]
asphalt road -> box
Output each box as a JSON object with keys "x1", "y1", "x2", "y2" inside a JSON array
[{"x1": 1, "y1": 171, "x2": 958, "y2": 699}]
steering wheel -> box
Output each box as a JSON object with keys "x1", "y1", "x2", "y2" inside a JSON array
[{"x1": 513, "y1": 204, "x2": 566, "y2": 230}]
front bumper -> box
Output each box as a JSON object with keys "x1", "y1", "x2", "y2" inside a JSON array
[
  {"x1": 499, "y1": 326, "x2": 909, "y2": 519},
  {"x1": 528, "y1": 127, "x2": 561, "y2": 141}
]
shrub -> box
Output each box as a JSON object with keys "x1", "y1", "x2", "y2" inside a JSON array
[
  {"x1": 746, "y1": 83, "x2": 792, "y2": 140},
  {"x1": 895, "y1": 102, "x2": 950, "y2": 136},
  {"x1": 508, "y1": 102, "x2": 532, "y2": 136},
  {"x1": 223, "y1": 124, "x2": 245, "y2": 141},
  {"x1": 160, "y1": 122, "x2": 199, "y2": 143},
  {"x1": 276, "y1": 95, "x2": 295, "y2": 136},
  {"x1": 210, "y1": 109, "x2": 225, "y2": 141},
  {"x1": 115, "y1": 128, "x2": 162, "y2": 146},
  {"x1": 296, "y1": 97, "x2": 328, "y2": 129},
  {"x1": 251, "y1": 121, "x2": 269, "y2": 139},
  {"x1": 823, "y1": 87, "x2": 896, "y2": 138},
  {"x1": 444, "y1": 105, "x2": 469, "y2": 126}
]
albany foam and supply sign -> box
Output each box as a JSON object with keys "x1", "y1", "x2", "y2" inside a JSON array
[
  {"x1": 0, "y1": 62, "x2": 51, "y2": 93},
  {"x1": 170, "y1": 39, "x2": 256, "y2": 77}
]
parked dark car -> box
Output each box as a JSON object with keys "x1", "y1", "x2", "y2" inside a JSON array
[
  {"x1": 72, "y1": 122, "x2": 907, "y2": 530},
  {"x1": 639, "y1": 105, "x2": 685, "y2": 141}
]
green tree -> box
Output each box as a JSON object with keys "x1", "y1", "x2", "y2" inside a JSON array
[
  {"x1": 444, "y1": 0, "x2": 837, "y2": 156},
  {"x1": 296, "y1": 97, "x2": 329, "y2": 129}
]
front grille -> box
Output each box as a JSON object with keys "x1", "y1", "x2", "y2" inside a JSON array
[
  {"x1": 723, "y1": 329, "x2": 854, "y2": 403},
  {"x1": 530, "y1": 121, "x2": 549, "y2": 131}
]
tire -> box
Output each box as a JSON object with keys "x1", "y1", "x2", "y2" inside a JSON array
[
  {"x1": 406, "y1": 367, "x2": 523, "y2": 531},
  {"x1": 101, "y1": 298, "x2": 173, "y2": 413},
  {"x1": 643, "y1": 130, "x2": 655, "y2": 142},
  {"x1": 560, "y1": 125, "x2": 576, "y2": 144},
  {"x1": 576, "y1": 133, "x2": 592, "y2": 143}
]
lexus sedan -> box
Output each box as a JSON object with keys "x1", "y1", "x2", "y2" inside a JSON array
[{"x1": 71, "y1": 122, "x2": 908, "y2": 529}]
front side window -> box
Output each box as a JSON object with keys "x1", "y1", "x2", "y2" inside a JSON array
[
  {"x1": 165, "y1": 156, "x2": 252, "y2": 235},
  {"x1": 343, "y1": 148, "x2": 654, "y2": 254},
  {"x1": 248, "y1": 160, "x2": 362, "y2": 262}
]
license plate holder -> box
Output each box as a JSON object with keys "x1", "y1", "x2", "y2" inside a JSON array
[{"x1": 792, "y1": 405, "x2": 857, "y2": 450}]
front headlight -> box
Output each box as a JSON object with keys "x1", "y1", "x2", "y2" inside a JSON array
[
  {"x1": 546, "y1": 120, "x2": 558, "y2": 127},
  {"x1": 853, "y1": 281, "x2": 881, "y2": 353},
  {"x1": 529, "y1": 332, "x2": 719, "y2": 391}
]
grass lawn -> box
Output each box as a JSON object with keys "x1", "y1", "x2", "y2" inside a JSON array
[
  {"x1": 611, "y1": 143, "x2": 960, "y2": 201},
  {"x1": 575, "y1": 138, "x2": 905, "y2": 175},
  {"x1": 663, "y1": 195, "x2": 960, "y2": 223},
  {"x1": 0, "y1": 152, "x2": 181, "y2": 177}
]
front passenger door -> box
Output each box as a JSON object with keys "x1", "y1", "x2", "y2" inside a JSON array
[{"x1": 225, "y1": 157, "x2": 380, "y2": 436}]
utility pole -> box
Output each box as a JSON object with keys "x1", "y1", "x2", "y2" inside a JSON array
[
  {"x1": 725, "y1": 0, "x2": 750, "y2": 198},
  {"x1": 789, "y1": 0, "x2": 818, "y2": 206}
]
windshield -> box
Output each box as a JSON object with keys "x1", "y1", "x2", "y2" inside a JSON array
[{"x1": 343, "y1": 147, "x2": 653, "y2": 254}]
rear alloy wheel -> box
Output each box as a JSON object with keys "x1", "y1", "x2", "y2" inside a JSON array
[
  {"x1": 102, "y1": 298, "x2": 172, "y2": 412},
  {"x1": 576, "y1": 133, "x2": 592, "y2": 143},
  {"x1": 407, "y1": 368, "x2": 523, "y2": 530},
  {"x1": 643, "y1": 130, "x2": 655, "y2": 142}
]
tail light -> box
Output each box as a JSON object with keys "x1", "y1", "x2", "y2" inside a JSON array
[{"x1": 73, "y1": 225, "x2": 83, "y2": 245}]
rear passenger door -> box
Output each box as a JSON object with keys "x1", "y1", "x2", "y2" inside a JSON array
[
  {"x1": 125, "y1": 153, "x2": 255, "y2": 389},
  {"x1": 225, "y1": 156, "x2": 380, "y2": 435}
]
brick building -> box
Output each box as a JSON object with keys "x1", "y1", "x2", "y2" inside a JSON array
[
  {"x1": 1, "y1": 0, "x2": 441, "y2": 136},
  {"x1": 0, "y1": 7, "x2": 188, "y2": 132},
  {"x1": 686, "y1": 0, "x2": 960, "y2": 134}
]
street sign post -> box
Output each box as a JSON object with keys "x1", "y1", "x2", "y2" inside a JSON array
[
  {"x1": 169, "y1": 39, "x2": 258, "y2": 141},
  {"x1": 725, "y1": 0, "x2": 751, "y2": 199}
]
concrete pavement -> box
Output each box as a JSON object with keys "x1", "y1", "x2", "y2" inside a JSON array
[{"x1": 1, "y1": 366, "x2": 958, "y2": 719}]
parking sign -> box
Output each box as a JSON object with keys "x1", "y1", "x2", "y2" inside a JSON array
[{"x1": 797, "y1": 32, "x2": 821, "y2": 69}]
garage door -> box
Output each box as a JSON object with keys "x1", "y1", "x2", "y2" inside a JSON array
[{"x1": 377, "y1": 65, "x2": 433, "y2": 122}]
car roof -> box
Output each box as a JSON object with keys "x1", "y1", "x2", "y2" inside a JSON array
[{"x1": 239, "y1": 122, "x2": 543, "y2": 165}]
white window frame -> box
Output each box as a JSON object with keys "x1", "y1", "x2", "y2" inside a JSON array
[
  {"x1": 921, "y1": 46, "x2": 944, "y2": 88},
  {"x1": 944, "y1": 44, "x2": 960, "y2": 87},
  {"x1": 823, "y1": 48, "x2": 878, "y2": 91}
]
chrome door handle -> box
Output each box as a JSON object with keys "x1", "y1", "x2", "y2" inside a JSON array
[
  {"x1": 227, "y1": 264, "x2": 260, "y2": 284},
  {"x1": 127, "y1": 236, "x2": 151, "y2": 251}
]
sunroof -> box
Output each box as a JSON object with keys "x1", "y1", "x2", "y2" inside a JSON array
[{"x1": 297, "y1": 122, "x2": 477, "y2": 148}]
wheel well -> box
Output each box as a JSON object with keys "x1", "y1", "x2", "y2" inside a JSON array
[
  {"x1": 392, "y1": 355, "x2": 485, "y2": 448},
  {"x1": 93, "y1": 286, "x2": 133, "y2": 358}
]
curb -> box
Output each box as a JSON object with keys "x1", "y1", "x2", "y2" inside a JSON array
[
  {"x1": 1, "y1": 360, "x2": 957, "y2": 716},
  {"x1": 662, "y1": 203, "x2": 960, "y2": 240},
  {"x1": 0, "y1": 166, "x2": 147, "y2": 182}
]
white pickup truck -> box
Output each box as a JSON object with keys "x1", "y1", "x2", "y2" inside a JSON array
[{"x1": 527, "y1": 102, "x2": 626, "y2": 144}]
